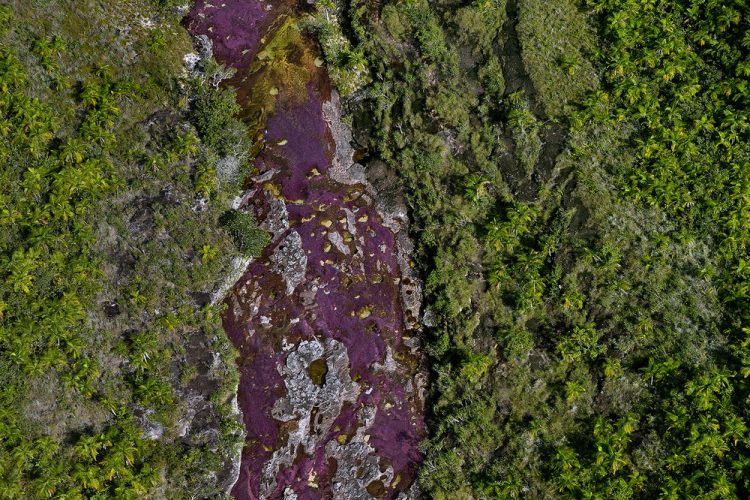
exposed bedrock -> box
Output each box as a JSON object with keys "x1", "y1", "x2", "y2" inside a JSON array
[
  {"x1": 186, "y1": 1, "x2": 425, "y2": 498},
  {"x1": 270, "y1": 231, "x2": 307, "y2": 295}
]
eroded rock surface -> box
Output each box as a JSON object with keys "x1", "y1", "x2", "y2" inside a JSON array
[
  {"x1": 270, "y1": 231, "x2": 307, "y2": 295},
  {"x1": 187, "y1": 2, "x2": 424, "y2": 498}
]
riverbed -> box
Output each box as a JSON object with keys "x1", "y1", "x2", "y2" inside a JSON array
[{"x1": 186, "y1": 2, "x2": 424, "y2": 498}]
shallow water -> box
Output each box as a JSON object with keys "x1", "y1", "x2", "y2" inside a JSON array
[{"x1": 186, "y1": 2, "x2": 424, "y2": 498}]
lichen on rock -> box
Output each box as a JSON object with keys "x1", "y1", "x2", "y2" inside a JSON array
[{"x1": 269, "y1": 230, "x2": 307, "y2": 295}]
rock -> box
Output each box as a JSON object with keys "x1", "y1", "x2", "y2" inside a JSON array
[
  {"x1": 230, "y1": 188, "x2": 254, "y2": 210},
  {"x1": 373, "y1": 346, "x2": 397, "y2": 373},
  {"x1": 223, "y1": 391, "x2": 244, "y2": 495},
  {"x1": 135, "y1": 408, "x2": 164, "y2": 441},
  {"x1": 194, "y1": 34, "x2": 213, "y2": 61},
  {"x1": 252, "y1": 168, "x2": 278, "y2": 184},
  {"x1": 260, "y1": 193, "x2": 289, "y2": 237},
  {"x1": 173, "y1": 3, "x2": 191, "y2": 16},
  {"x1": 143, "y1": 419, "x2": 164, "y2": 440},
  {"x1": 322, "y1": 91, "x2": 368, "y2": 186},
  {"x1": 159, "y1": 184, "x2": 182, "y2": 206},
  {"x1": 184, "y1": 34, "x2": 213, "y2": 75},
  {"x1": 270, "y1": 231, "x2": 307, "y2": 295},
  {"x1": 327, "y1": 231, "x2": 349, "y2": 255},
  {"x1": 324, "y1": 406, "x2": 394, "y2": 500},
  {"x1": 422, "y1": 307, "x2": 436, "y2": 328},
  {"x1": 211, "y1": 255, "x2": 252, "y2": 305},
  {"x1": 400, "y1": 274, "x2": 422, "y2": 331},
  {"x1": 191, "y1": 193, "x2": 208, "y2": 213},
  {"x1": 261, "y1": 338, "x2": 361, "y2": 498},
  {"x1": 183, "y1": 51, "x2": 201, "y2": 71}
]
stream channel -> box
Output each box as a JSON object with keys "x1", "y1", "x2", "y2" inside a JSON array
[{"x1": 186, "y1": 2, "x2": 425, "y2": 498}]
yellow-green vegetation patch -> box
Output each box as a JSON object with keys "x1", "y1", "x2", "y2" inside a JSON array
[
  {"x1": 452, "y1": 0, "x2": 506, "y2": 58},
  {"x1": 244, "y1": 16, "x2": 317, "y2": 133},
  {"x1": 308, "y1": 358, "x2": 329, "y2": 386}
]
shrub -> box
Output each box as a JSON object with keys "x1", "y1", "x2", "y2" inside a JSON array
[
  {"x1": 189, "y1": 85, "x2": 249, "y2": 157},
  {"x1": 479, "y1": 56, "x2": 505, "y2": 102},
  {"x1": 220, "y1": 210, "x2": 269, "y2": 257}
]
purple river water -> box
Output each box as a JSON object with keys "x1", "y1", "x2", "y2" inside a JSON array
[{"x1": 186, "y1": 2, "x2": 424, "y2": 498}]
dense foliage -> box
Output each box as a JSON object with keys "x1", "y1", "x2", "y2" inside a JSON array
[
  {"x1": 0, "y1": 0, "x2": 266, "y2": 496},
  {"x1": 321, "y1": 0, "x2": 750, "y2": 496}
]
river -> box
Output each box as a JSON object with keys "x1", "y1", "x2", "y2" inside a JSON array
[{"x1": 186, "y1": 2, "x2": 424, "y2": 498}]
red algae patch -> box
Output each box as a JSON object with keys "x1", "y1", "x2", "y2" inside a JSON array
[{"x1": 187, "y1": 2, "x2": 424, "y2": 498}]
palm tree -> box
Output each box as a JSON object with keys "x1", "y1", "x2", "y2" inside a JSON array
[
  {"x1": 80, "y1": 82, "x2": 102, "y2": 108},
  {"x1": 642, "y1": 357, "x2": 680, "y2": 385},
  {"x1": 59, "y1": 138, "x2": 86, "y2": 164},
  {"x1": 172, "y1": 131, "x2": 199, "y2": 157},
  {"x1": 73, "y1": 464, "x2": 102, "y2": 491},
  {"x1": 75, "y1": 434, "x2": 104, "y2": 462},
  {"x1": 33, "y1": 475, "x2": 58, "y2": 498},
  {"x1": 0, "y1": 53, "x2": 26, "y2": 92},
  {"x1": 11, "y1": 441, "x2": 35, "y2": 468}
]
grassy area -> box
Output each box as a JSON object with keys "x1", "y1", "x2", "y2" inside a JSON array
[
  {"x1": 517, "y1": 0, "x2": 598, "y2": 119},
  {"x1": 320, "y1": 0, "x2": 750, "y2": 496},
  {"x1": 0, "y1": 0, "x2": 267, "y2": 496}
]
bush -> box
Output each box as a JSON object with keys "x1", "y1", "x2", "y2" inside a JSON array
[
  {"x1": 220, "y1": 210, "x2": 269, "y2": 257},
  {"x1": 479, "y1": 56, "x2": 505, "y2": 102},
  {"x1": 190, "y1": 85, "x2": 249, "y2": 157}
]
